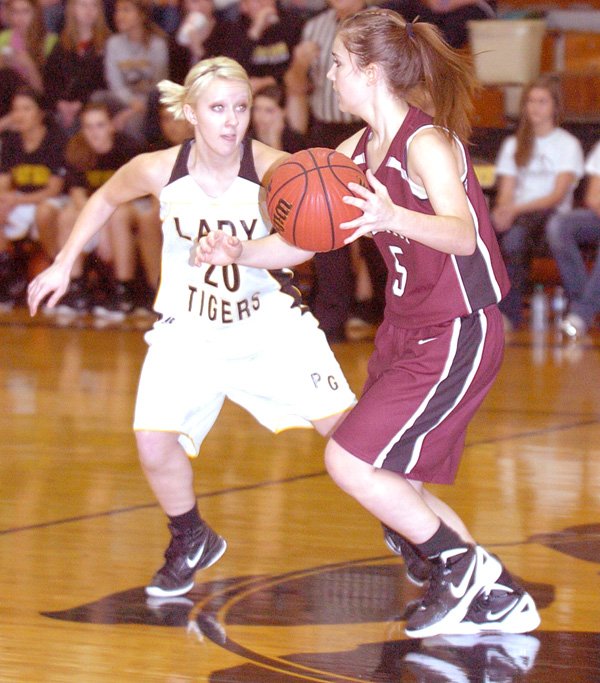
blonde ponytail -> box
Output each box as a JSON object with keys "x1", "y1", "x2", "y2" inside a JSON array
[{"x1": 157, "y1": 79, "x2": 187, "y2": 119}]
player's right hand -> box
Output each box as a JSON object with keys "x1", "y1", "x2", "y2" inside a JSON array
[
  {"x1": 27, "y1": 263, "x2": 71, "y2": 316},
  {"x1": 194, "y1": 231, "x2": 243, "y2": 266}
]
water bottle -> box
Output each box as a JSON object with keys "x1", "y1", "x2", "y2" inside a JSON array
[
  {"x1": 530, "y1": 284, "x2": 549, "y2": 331},
  {"x1": 551, "y1": 285, "x2": 567, "y2": 328}
]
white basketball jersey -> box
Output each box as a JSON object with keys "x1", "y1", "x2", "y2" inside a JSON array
[{"x1": 155, "y1": 137, "x2": 299, "y2": 327}]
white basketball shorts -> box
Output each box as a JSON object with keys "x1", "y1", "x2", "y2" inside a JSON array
[{"x1": 133, "y1": 298, "x2": 356, "y2": 456}]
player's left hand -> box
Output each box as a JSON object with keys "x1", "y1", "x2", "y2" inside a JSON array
[
  {"x1": 340, "y1": 169, "x2": 399, "y2": 243},
  {"x1": 194, "y1": 230, "x2": 243, "y2": 266}
]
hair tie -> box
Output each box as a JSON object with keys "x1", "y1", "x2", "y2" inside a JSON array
[{"x1": 406, "y1": 22, "x2": 415, "y2": 39}]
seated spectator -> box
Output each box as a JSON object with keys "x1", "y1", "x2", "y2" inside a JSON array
[
  {"x1": 38, "y1": 102, "x2": 144, "y2": 319},
  {"x1": 43, "y1": 0, "x2": 111, "y2": 135},
  {"x1": 383, "y1": 0, "x2": 496, "y2": 48},
  {"x1": 279, "y1": 0, "x2": 325, "y2": 21},
  {"x1": 0, "y1": 86, "x2": 66, "y2": 310},
  {"x1": 173, "y1": 0, "x2": 219, "y2": 68},
  {"x1": 93, "y1": 0, "x2": 169, "y2": 143},
  {"x1": 40, "y1": 0, "x2": 64, "y2": 32},
  {"x1": 250, "y1": 83, "x2": 306, "y2": 152},
  {"x1": 214, "y1": 0, "x2": 305, "y2": 92},
  {"x1": 492, "y1": 75, "x2": 584, "y2": 330},
  {"x1": 134, "y1": 96, "x2": 193, "y2": 304},
  {"x1": 283, "y1": 0, "x2": 385, "y2": 343},
  {"x1": 0, "y1": 0, "x2": 57, "y2": 94},
  {"x1": 546, "y1": 140, "x2": 600, "y2": 338},
  {"x1": 151, "y1": 0, "x2": 180, "y2": 35}
]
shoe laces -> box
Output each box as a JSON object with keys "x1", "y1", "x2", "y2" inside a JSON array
[
  {"x1": 418, "y1": 547, "x2": 471, "y2": 606},
  {"x1": 470, "y1": 582, "x2": 517, "y2": 613}
]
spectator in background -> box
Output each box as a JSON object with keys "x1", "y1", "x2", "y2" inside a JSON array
[
  {"x1": 40, "y1": 0, "x2": 64, "y2": 32},
  {"x1": 214, "y1": 0, "x2": 305, "y2": 93},
  {"x1": 279, "y1": 0, "x2": 325, "y2": 21},
  {"x1": 43, "y1": 0, "x2": 111, "y2": 134},
  {"x1": 1, "y1": 0, "x2": 10, "y2": 25},
  {"x1": 250, "y1": 83, "x2": 306, "y2": 153},
  {"x1": 384, "y1": 0, "x2": 496, "y2": 49},
  {"x1": 0, "y1": 87, "x2": 66, "y2": 310},
  {"x1": 135, "y1": 96, "x2": 194, "y2": 304},
  {"x1": 283, "y1": 0, "x2": 384, "y2": 342},
  {"x1": 0, "y1": 0, "x2": 57, "y2": 93},
  {"x1": 173, "y1": 0, "x2": 220, "y2": 68},
  {"x1": 492, "y1": 75, "x2": 584, "y2": 331},
  {"x1": 38, "y1": 102, "x2": 143, "y2": 319},
  {"x1": 94, "y1": 0, "x2": 169, "y2": 143},
  {"x1": 546, "y1": 140, "x2": 600, "y2": 338},
  {"x1": 151, "y1": 0, "x2": 180, "y2": 35}
]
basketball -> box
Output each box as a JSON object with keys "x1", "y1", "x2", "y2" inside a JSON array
[{"x1": 266, "y1": 147, "x2": 368, "y2": 252}]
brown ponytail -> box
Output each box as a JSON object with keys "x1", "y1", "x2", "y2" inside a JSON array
[{"x1": 338, "y1": 8, "x2": 479, "y2": 144}]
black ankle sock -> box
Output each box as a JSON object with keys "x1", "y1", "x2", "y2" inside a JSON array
[
  {"x1": 416, "y1": 520, "x2": 467, "y2": 559},
  {"x1": 168, "y1": 505, "x2": 202, "y2": 533}
]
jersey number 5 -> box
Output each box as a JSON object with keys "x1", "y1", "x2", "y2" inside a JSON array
[{"x1": 389, "y1": 245, "x2": 407, "y2": 297}]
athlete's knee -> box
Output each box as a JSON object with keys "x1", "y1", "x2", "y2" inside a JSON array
[
  {"x1": 135, "y1": 430, "x2": 179, "y2": 471},
  {"x1": 325, "y1": 439, "x2": 372, "y2": 495}
]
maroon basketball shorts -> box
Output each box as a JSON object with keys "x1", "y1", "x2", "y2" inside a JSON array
[{"x1": 332, "y1": 305, "x2": 504, "y2": 484}]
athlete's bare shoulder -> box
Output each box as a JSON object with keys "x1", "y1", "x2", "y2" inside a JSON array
[
  {"x1": 127, "y1": 145, "x2": 183, "y2": 195},
  {"x1": 408, "y1": 126, "x2": 465, "y2": 185},
  {"x1": 251, "y1": 139, "x2": 290, "y2": 185},
  {"x1": 337, "y1": 128, "x2": 366, "y2": 159}
]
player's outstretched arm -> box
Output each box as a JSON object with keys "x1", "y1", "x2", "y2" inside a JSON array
[
  {"x1": 28, "y1": 149, "x2": 173, "y2": 315},
  {"x1": 196, "y1": 231, "x2": 314, "y2": 269}
]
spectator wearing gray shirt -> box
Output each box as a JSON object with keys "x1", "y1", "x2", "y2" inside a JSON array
[{"x1": 93, "y1": 0, "x2": 168, "y2": 143}]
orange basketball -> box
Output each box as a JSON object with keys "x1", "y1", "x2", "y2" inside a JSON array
[{"x1": 266, "y1": 147, "x2": 368, "y2": 252}]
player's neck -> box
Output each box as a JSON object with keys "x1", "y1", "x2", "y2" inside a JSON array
[
  {"x1": 188, "y1": 142, "x2": 242, "y2": 197},
  {"x1": 366, "y1": 99, "x2": 409, "y2": 163}
]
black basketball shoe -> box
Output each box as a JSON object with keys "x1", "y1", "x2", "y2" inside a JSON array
[
  {"x1": 382, "y1": 524, "x2": 431, "y2": 587},
  {"x1": 146, "y1": 522, "x2": 227, "y2": 598},
  {"x1": 404, "y1": 545, "x2": 502, "y2": 639},
  {"x1": 452, "y1": 581, "x2": 541, "y2": 634}
]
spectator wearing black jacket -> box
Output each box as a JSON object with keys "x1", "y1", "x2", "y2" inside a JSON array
[
  {"x1": 42, "y1": 0, "x2": 111, "y2": 133},
  {"x1": 213, "y1": 0, "x2": 304, "y2": 92}
]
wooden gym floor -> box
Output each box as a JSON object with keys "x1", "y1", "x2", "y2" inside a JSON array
[{"x1": 1, "y1": 307, "x2": 600, "y2": 682}]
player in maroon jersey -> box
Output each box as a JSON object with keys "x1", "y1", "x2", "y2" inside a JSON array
[
  {"x1": 324, "y1": 8, "x2": 539, "y2": 638},
  {"x1": 195, "y1": 9, "x2": 540, "y2": 638}
]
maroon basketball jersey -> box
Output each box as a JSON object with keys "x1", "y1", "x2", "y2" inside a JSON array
[{"x1": 350, "y1": 106, "x2": 510, "y2": 328}]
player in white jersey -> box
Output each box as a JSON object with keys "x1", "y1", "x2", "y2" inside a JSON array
[{"x1": 27, "y1": 56, "x2": 356, "y2": 599}]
